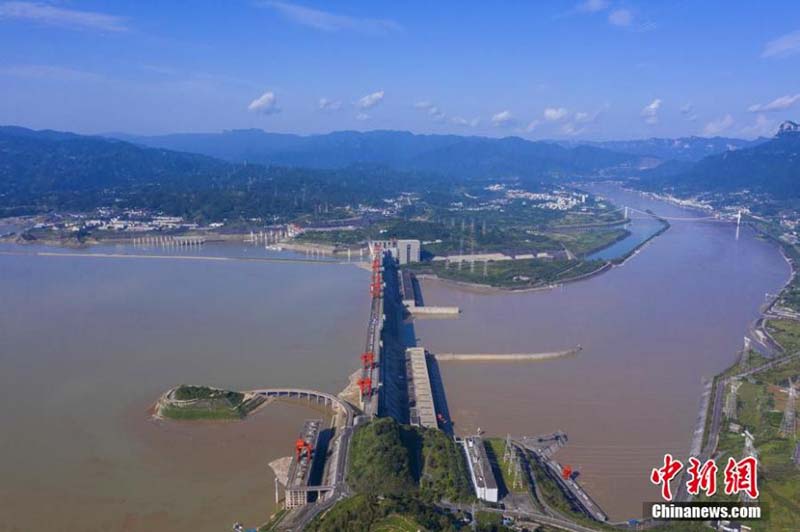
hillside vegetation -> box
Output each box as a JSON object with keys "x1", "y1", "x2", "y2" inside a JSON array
[{"x1": 311, "y1": 418, "x2": 478, "y2": 531}]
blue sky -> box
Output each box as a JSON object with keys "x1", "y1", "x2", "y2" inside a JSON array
[{"x1": 1, "y1": 1, "x2": 799, "y2": 140}]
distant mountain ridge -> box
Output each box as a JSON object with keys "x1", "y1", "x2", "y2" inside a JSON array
[
  {"x1": 564, "y1": 136, "x2": 766, "y2": 162},
  {"x1": 111, "y1": 128, "x2": 640, "y2": 178},
  {"x1": 0, "y1": 125, "x2": 227, "y2": 193},
  {"x1": 638, "y1": 121, "x2": 800, "y2": 198}
]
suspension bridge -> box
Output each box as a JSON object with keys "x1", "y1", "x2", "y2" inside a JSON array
[{"x1": 621, "y1": 205, "x2": 743, "y2": 225}]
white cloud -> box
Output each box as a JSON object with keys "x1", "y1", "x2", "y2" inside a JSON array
[
  {"x1": 414, "y1": 100, "x2": 433, "y2": 110},
  {"x1": 318, "y1": 97, "x2": 342, "y2": 111},
  {"x1": 491, "y1": 110, "x2": 514, "y2": 127},
  {"x1": 608, "y1": 9, "x2": 632, "y2": 27},
  {"x1": 355, "y1": 112, "x2": 370, "y2": 121},
  {"x1": 702, "y1": 114, "x2": 734, "y2": 136},
  {"x1": 357, "y1": 90, "x2": 384, "y2": 109},
  {"x1": 747, "y1": 94, "x2": 800, "y2": 113},
  {"x1": 762, "y1": 30, "x2": 800, "y2": 59},
  {"x1": 641, "y1": 98, "x2": 661, "y2": 125},
  {"x1": 680, "y1": 102, "x2": 698, "y2": 122},
  {"x1": 576, "y1": 0, "x2": 609, "y2": 13},
  {"x1": 561, "y1": 122, "x2": 586, "y2": 136},
  {"x1": 248, "y1": 91, "x2": 281, "y2": 114},
  {"x1": 739, "y1": 114, "x2": 775, "y2": 138},
  {"x1": 451, "y1": 116, "x2": 479, "y2": 127},
  {"x1": 574, "y1": 112, "x2": 590, "y2": 123},
  {"x1": 0, "y1": 1, "x2": 126, "y2": 32},
  {"x1": 427, "y1": 106, "x2": 445, "y2": 121},
  {"x1": 261, "y1": 1, "x2": 401, "y2": 35},
  {"x1": 526, "y1": 120, "x2": 541, "y2": 132},
  {"x1": 543, "y1": 107, "x2": 568, "y2": 121}
]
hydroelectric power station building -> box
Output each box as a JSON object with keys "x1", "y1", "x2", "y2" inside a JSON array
[
  {"x1": 368, "y1": 239, "x2": 421, "y2": 265},
  {"x1": 462, "y1": 436, "x2": 499, "y2": 503}
]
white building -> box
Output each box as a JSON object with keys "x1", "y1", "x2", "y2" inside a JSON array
[
  {"x1": 462, "y1": 436, "x2": 499, "y2": 503},
  {"x1": 369, "y1": 239, "x2": 421, "y2": 264}
]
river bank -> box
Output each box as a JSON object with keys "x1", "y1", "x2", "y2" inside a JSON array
[
  {"x1": 407, "y1": 218, "x2": 665, "y2": 294},
  {"x1": 411, "y1": 260, "x2": 613, "y2": 294}
]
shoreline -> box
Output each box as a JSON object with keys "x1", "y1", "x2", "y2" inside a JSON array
[{"x1": 412, "y1": 219, "x2": 667, "y2": 295}]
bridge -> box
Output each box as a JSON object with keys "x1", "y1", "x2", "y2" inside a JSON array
[
  {"x1": 251, "y1": 388, "x2": 355, "y2": 425},
  {"x1": 624, "y1": 205, "x2": 741, "y2": 224}
]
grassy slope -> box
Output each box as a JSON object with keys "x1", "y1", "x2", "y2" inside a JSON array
[
  {"x1": 408, "y1": 258, "x2": 605, "y2": 289},
  {"x1": 766, "y1": 319, "x2": 800, "y2": 353},
  {"x1": 708, "y1": 356, "x2": 800, "y2": 531}
]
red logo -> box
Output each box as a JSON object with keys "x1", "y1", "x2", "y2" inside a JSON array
[
  {"x1": 650, "y1": 454, "x2": 683, "y2": 501},
  {"x1": 723, "y1": 456, "x2": 759, "y2": 499},
  {"x1": 686, "y1": 457, "x2": 718, "y2": 497},
  {"x1": 650, "y1": 454, "x2": 759, "y2": 501}
]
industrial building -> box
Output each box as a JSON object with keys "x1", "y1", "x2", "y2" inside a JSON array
[
  {"x1": 406, "y1": 347, "x2": 438, "y2": 429},
  {"x1": 462, "y1": 436, "x2": 499, "y2": 503},
  {"x1": 369, "y1": 239, "x2": 420, "y2": 264},
  {"x1": 284, "y1": 419, "x2": 323, "y2": 509}
]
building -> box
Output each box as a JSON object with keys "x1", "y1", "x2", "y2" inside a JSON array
[
  {"x1": 462, "y1": 436, "x2": 499, "y2": 503},
  {"x1": 407, "y1": 347, "x2": 438, "y2": 429},
  {"x1": 369, "y1": 239, "x2": 420, "y2": 264}
]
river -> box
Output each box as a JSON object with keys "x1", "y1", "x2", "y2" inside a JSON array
[
  {"x1": 0, "y1": 184, "x2": 790, "y2": 528},
  {"x1": 414, "y1": 184, "x2": 790, "y2": 519},
  {"x1": 0, "y1": 241, "x2": 369, "y2": 531}
]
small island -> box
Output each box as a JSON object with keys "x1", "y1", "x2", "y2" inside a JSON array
[{"x1": 155, "y1": 384, "x2": 266, "y2": 420}]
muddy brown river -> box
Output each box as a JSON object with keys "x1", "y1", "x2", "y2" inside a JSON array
[{"x1": 0, "y1": 185, "x2": 790, "y2": 528}]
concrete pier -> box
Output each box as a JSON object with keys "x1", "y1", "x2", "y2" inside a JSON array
[
  {"x1": 407, "y1": 347, "x2": 438, "y2": 429},
  {"x1": 433, "y1": 347, "x2": 581, "y2": 362}
]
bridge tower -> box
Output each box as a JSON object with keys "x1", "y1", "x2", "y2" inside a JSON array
[
  {"x1": 624, "y1": 206, "x2": 629, "y2": 220},
  {"x1": 780, "y1": 378, "x2": 797, "y2": 438}
]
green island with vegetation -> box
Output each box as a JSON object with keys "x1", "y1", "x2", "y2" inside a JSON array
[{"x1": 156, "y1": 384, "x2": 265, "y2": 420}]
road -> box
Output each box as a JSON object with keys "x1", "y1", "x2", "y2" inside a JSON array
[{"x1": 438, "y1": 501, "x2": 603, "y2": 532}]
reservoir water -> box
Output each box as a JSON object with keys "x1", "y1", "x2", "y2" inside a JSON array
[
  {"x1": 0, "y1": 184, "x2": 790, "y2": 528},
  {"x1": 0, "y1": 242, "x2": 369, "y2": 531}
]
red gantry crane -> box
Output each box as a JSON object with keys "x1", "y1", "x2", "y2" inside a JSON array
[
  {"x1": 357, "y1": 376, "x2": 372, "y2": 397},
  {"x1": 294, "y1": 438, "x2": 313, "y2": 461},
  {"x1": 361, "y1": 351, "x2": 375, "y2": 369}
]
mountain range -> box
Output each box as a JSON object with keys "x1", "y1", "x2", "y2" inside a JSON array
[
  {"x1": 564, "y1": 136, "x2": 766, "y2": 162},
  {"x1": 2, "y1": 122, "x2": 798, "y2": 219},
  {"x1": 638, "y1": 121, "x2": 800, "y2": 198},
  {"x1": 112, "y1": 129, "x2": 640, "y2": 179}
]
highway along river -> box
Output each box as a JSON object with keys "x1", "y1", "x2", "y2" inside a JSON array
[{"x1": 414, "y1": 184, "x2": 790, "y2": 519}]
